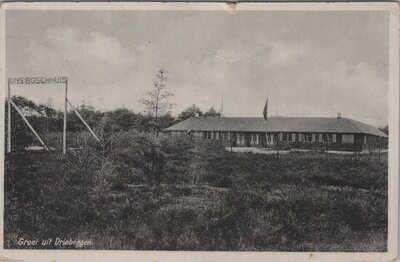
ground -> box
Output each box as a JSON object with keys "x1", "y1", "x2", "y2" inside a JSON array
[{"x1": 4, "y1": 150, "x2": 387, "y2": 251}]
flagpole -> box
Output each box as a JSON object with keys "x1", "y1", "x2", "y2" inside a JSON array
[
  {"x1": 263, "y1": 97, "x2": 268, "y2": 149},
  {"x1": 265, "y1": 100, "x2": 267, "y2": 149}
]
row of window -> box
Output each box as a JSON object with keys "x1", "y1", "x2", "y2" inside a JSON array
[
  {"x1": 202, "y1": 131, "x2": 229, "y2": 140},
  {"x1": 200, "y1": 131, "x2": 336, "y2": 143},
  {"x1": 282, "y1": 133, "x2": 334, "y2": 143}
]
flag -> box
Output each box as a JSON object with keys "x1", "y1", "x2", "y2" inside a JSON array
[{"x1": 263, "y1": 98, "x2": 268, "y2": 120}]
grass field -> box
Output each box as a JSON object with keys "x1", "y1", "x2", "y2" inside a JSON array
[{"x1": 4, "y1": 146, "x2": 387, "y2": 251}]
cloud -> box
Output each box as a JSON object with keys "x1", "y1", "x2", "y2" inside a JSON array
[
  {"x1": 214, "y1": 47, "x2": 255, "y2": 63},
  {"x1": 267, "y1": 59, "x2": 388, "y2": 126},
  {"x1": 317, "y1": 61, "x2": 387, "y2": 125},
  {"x1": 268, "y1": 40, "x2": 312, "y2": 66},
  {"x1": 81, "y1": 32, "x2": 126, "y2": 66},
  {"x1": 24, "y1": 27, "x2": 135, "y2": 76},
  {"x1": 10, "y1": 24, "x2": 387, "y2": 127},
  {"x1": 14, "y1": 26, "x2": 161, "y2": 110}
]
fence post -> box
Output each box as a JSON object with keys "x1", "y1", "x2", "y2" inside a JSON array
[{"x1": 325, "y1": 142, "x2": 328, "y2": 161}]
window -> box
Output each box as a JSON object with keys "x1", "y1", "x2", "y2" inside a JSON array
[
  {"x1": 250, "y1": 134, "x2": 259, "y2": 144},
  {"x1": 240, "y1": 134, "x2": 245, "y2": 143},
  {"x1": 283, "y1": 133, "x2": 288, "y2": 142},
  {"x1": 322, "y1": 134, "x2": 333, "y2": 143},
  {"x1": 283, "y1": 133, "x2": 293, "y2": 142},
  {"x1": 304, "y1": 133, "x2": 312, "y2": 142},
  {"x1": 237, "y1": 133, "x2": 243, "y2": 143},
  {"x1": 222, "y1": 132, "x2": 228, "y2": 140},
  {"x1": 207, "y1": 132, "x2": 212, "y2": 140}
]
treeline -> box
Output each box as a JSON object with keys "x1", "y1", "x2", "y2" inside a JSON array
[{"x1": 4, "y1": 96, "x2": 220, "y2": 150}]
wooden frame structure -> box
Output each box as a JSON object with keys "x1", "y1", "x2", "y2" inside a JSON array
[{"x1": 7, "y1": 77, "x2": 99, "y2": 154}]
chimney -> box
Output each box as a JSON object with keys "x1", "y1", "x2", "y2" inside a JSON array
[{"x1": 337, "y1": 112, "x2": 342, "y2": 119}]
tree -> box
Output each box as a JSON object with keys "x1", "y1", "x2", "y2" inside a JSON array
[
  {"x1": 137, "y1": 68, "x2": 174, "y2": 184},
  {"x1": 5, "y1": 96, "x2": 36, "y2": 152},
  {"x1": 139, "y1": 68, "x2": 174, "y2": 134},
  {"x1": 204, "y1": 106, "x2": 221, "y2": 117},
  {"x1": 103, "y1": 108, "x2": 139, "y2": 132},
  {"x1": 37, "y1": 99, "x2": 58, "y2": 145},
  {"x1": 178, "y1": 104, "x2": 203, "y2": 121},
  {"x1": 67, "y1": 103, "x2": 103, "y2": 132},
  {"x1": 11, "y1": 95, "x2": 37, "y2": 110},
  {"x1": 379, "y1": 125, "x2": 388, "y2": 135}
]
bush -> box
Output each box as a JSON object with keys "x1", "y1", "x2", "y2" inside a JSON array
[{"x1": 4, "y1": 137, "x2": 387, "y2": 251}]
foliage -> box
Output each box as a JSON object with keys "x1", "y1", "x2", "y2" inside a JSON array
[
  {"x1": 178, "y1": 104, "x2": 203, "y2": 121},
  {"x1": 379, "y1": 125, "x2": 388, "y2": 135},
  {"x1": 139, "y1": 67, "x2": 174, "y2": 118},
  {"x1": 4, "y1": 95, "x2": 179, "y2": 152},
  {"x1": 65, "y1": 131, "x2": 115, "y2": 195},
  {"x1": 4, "y1": 129, "x2": 388, "y2": 251},
  {"x1": 204, "y1": 106, "x2": 221, "y2": 117},
  {"x1": 111, "y1": 131, "x2": 193, "y2": 186},
  {"x1": 4, "y1": 96, "x2": 35, "y2": 152},
  {"x1": 139, "y1": 68, "x2": 174, "y2": 135}
]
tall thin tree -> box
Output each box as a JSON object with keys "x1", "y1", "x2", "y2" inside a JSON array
[
  {"x1": 139, "y1": 67, "x2": 174, "y2": 136},
  {"x1": 139, "y1": 68, "x2": 174, "y2": 187}
]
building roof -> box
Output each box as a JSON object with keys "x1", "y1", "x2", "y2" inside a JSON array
[{"x1": 165, "y1": 117, "x2": 387, "y2": 137}]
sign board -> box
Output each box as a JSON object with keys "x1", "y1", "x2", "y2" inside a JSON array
[
  {"x1": 8, "y1": 77, "x2": 68, "y2": 85},
  {"x1": 7, "y1": 76, "x2": 68, "y2": 154}
]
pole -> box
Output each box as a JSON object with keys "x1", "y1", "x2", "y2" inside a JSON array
[
  {"x1": 325, "y1": 142, "x2": 328, "y2": 160},
  {"x1": 63, "y1": 80, "x2": 68, "y2": 155},
  {"x1": 7, "y1": 79, "x2": 11, "y2": 153},
  {"x1": 221, "y1": 92, "x2": 224, "y2": 118},
  {"x1": 277, "y1": 133, "x2": 280, "y2": 157},
  {"x1": 67, "y1": 99, "x2": 100, "y2": 142}
]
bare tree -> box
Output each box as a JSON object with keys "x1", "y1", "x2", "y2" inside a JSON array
[{"x1": 139, "y1": 67, "x2": 174, "y2": 135}]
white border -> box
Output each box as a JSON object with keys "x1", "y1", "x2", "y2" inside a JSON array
[
  {"x1": 0, "y1": 2, "x2": 398, "y2": 262},
  {"x1": 1, "y1": 1, "x2": 398, "y2": 11}
]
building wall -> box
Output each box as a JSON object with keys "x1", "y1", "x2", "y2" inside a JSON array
[
  {"x1": 342, "y1": 134, "x2": 354, "y2": 144},
  {"x1": 166, "y1": 130, "x2": 384, "y2": 152}
]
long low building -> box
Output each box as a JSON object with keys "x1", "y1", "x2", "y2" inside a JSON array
[{"x1": 164, "y1": 115, "x2": 388, "y2": 151}]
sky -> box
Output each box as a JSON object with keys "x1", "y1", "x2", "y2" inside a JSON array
[{"x1": 5, "y1": 9, "x2": 390, "y2": 127}]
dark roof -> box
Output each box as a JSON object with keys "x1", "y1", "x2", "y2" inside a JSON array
[{"x1": 165, "y1": 117, "x2": 387, "y2": 137}]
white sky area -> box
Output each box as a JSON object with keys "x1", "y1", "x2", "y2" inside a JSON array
[{"x1": 5, "y1": 10, "x2": 389, "y2": 127}]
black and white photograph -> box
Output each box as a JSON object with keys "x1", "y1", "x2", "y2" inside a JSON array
[{"x1": 0, "y1": 2, "x2": 398, "y2": 261}]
